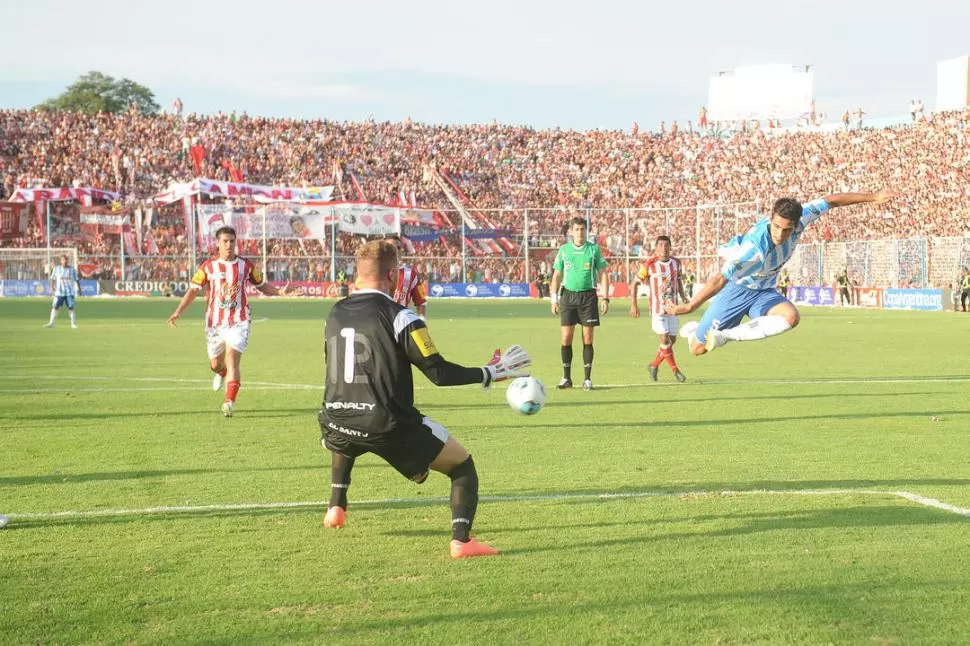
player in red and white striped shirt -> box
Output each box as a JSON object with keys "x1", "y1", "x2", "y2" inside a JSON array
[
  {"x1": 630, "y1": 235, "x2": 688, "y2": 383},
  {"x1": 167, "y1": 227, "x2": 290, "y2": 417},
  {"x1": 389, "y1": 238, "x2": 428, "y2": 319}
]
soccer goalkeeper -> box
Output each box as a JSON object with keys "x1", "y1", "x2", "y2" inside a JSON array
[{"x1": 319, "y1": 240, "x2": 531, "y2": 558}]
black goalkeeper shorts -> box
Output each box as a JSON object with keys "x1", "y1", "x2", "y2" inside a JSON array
[{"x1": 320, "y1": 413, "x2": 450, "y2": 482}]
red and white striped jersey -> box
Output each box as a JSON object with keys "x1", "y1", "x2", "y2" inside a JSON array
[
  {"x1": 636, "y1": 256, "x2": 682, "y2": 316},
  {"x1": 190, "y1": 256, "x2": 265, "y2": 327},
  {"x1": 392, "y1": 265, "x2": 427, "y2": 308}
]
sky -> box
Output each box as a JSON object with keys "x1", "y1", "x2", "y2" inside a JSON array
[{"x1": 0, "y1": 0, "x2": 967, "y2": 131}]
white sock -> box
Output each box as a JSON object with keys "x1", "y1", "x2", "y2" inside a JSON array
[
  {"x1": 721, "y1": 315, "x2": 792, "y2": 342},
  {"x1": 48, "y1": 310, "x2": 57, "y2": 325},
  {"x1": 69, "y1": 310, "x2": 77, "y2": 325}
]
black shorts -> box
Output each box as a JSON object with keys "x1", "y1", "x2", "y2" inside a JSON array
[
  {"x1": 319, "y1": 412, "x2": 449, "y2": 481},
  {"x1": 560, "y1": 288, "x2": 600, "y2": 327}
]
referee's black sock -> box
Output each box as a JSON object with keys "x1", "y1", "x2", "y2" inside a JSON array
[
  {"x1": 561, "y1": 345, "x2": 573, "y2": 381},
  {"x1": 329, "y1": 452, "x2": 354, "y2": 509},
  {"x1": 448, "y1": 456, "x2": 478, "y2": 542},
  {"x1": 583, "y1": 344, "x2": 594, "y2": 380}
]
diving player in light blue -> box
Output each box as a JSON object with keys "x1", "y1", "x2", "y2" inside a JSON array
[
  {"x1": 667, "y1": 190, "x2": 896, "y2": 354},
  {"x1": 45, "y1": 254, "x2": 80, "y2": 328}
]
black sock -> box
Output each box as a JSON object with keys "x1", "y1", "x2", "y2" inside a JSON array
[
  {"x1": 329, "y1": 451, "x2": 354, "y2": 509},
  {"x1": 583, "y1": 344, "x2": 593, "y2": 380},
  {"x1": 561, "y1": 345, "x2": 573, "y2": 381},
  {"x1": 448, "y1": 456, "x2": 479, "y2": 542}
]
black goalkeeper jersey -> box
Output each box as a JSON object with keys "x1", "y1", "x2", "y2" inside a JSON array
[{"x1": 322, "y1": 289, "x2": 484, "y2": 436}]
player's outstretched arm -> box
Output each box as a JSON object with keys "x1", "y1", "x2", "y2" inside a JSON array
[
  {"x1": 415, "y1": 346, "x2": 531, "y2": 389},
  {"x1": 257, "y1": 281, "x2": 290, "y2": 297},
  {"x1": 403, "y1": 317, "x2": 531, "y2": 388},
  {"x1": 167, "y1": 288, "x2": 199, "y2": 328},
  {"x1": 822, "y1": 190, "x2": 897, "y2": 208},
  {"x1": 665, "y1": 273, "x2": 727, "y2": 316}
]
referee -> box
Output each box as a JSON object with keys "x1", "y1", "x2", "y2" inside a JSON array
[{"x1": 550, "y1": 216, "x2": 609, "y2": 390}]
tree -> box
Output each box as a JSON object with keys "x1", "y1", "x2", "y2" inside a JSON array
[{"x1": 36, "y1": 71, "x2": 160, "y2": 115}]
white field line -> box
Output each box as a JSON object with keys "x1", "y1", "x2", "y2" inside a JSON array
[
  {"x1": 2, "y1": 374, "x2": 970, "y2": 395},
  {"x1": 5, "y1": 488, "x2": 970, "y2": 522}
]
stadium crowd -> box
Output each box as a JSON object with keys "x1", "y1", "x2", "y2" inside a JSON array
[{"x1": 2, "y1": 106, "x2": 969, "y2": 283}]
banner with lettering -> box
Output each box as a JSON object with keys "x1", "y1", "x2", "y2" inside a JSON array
[
  {"x1": 0, "y1": 279, "x2": 98, "y2": 297},
  {"x1": 883, "y1": 288, "x2": 943, "y2": 311},
  {"x1": 8, "y1": 187, "x2": 121, "y2": 204},
  {"x1": 152, "y1": 179, "x2": 334, "y2": 205},
  {"x1": 786, "y1": 285, "x2": 835, "y2": 306},
  {"x1": 79, "y1": 207, "x2": 132, "y2": 237}
]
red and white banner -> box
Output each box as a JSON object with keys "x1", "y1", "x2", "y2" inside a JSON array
[
  {"x1": 9, "y1": 187, "x2": 120, "y2": 204},
  {"x1": 79, "y1": 207, "x2": 131, "y2": 235},
  {"x1": 0, "y1": 202, "x2": 27, "y2": 240},
  {"x1": 123, "y1": 231, "x2": 139, "y2": 256},
  {"x1": 152, "y1": 179, "x2": 334, "y2": 205}
]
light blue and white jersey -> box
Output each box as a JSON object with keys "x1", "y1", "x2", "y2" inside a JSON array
[
  {"x1": 50, "y1": 265, "x2": 78, "y2": 297},
  {"x1": 718, "y1": 199, "x2": 830, "y2": 290}
]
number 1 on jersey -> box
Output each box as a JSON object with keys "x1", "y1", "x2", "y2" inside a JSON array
[
  {"x1": 328, "y1": 327, "x2": 372, "y2": 385},
  {"x1": 340, "y1": 327, "x2": 356, "y2": 383}
]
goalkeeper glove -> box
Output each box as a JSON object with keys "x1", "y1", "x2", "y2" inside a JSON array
[{"x1": 482, "y1": 345, "x2": 531, "y2": 389}]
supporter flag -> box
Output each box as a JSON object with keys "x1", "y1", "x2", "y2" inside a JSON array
[
  {"x1": 146, "y1": 231, "x2": 160, "y2": 255},
  {"x1": 222, "y1": 160, "x2": 245, "y2": 183},
  {"x1": 35, "y1": 201, "x2": 46, "y2": 237},
  {"x1": 349, "y1": 173, "x2": 367, "y2": 201},
  {"x1": 135, "y1": 207, "x2": 143, "y2": 251},
  {"x1": 190, "y1": 144, "x2": 206, "y2": 175},
  {"x1": 181, "y1": 195, "x2": 193, "y2": 230},
  {"x1": 123, "y1": 230, "x2": 138, "y2": 256},
  {"x1": 0, "y1": 202, "x2": 27, "y2": 240}
]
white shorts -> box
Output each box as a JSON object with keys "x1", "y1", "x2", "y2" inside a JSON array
[
  {"x1": 206, "y1": 322, "x2": 251, "y2": 359},
  {"x1": 651, "y1": 314, "x2": 679, "y2": 335}
]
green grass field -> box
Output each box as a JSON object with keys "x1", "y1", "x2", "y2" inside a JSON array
[{"x1": 2, "y1": 297, "x2": 969, "y2": 645}]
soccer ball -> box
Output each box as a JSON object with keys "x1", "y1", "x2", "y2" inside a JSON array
[{"x1": 505, "y1": 376, "x2": 546, "y2": 415}]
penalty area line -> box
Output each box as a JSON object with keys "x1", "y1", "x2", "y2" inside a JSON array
[{"x1": 6, "y1": 488, "x2": 970, "y2": 522}]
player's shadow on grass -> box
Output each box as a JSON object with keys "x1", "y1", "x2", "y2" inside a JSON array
[
  {"x1": 426, "y1": 391, "x2": 949, "y2": 411},
  {"x1": 473, "y1": 408, "x2": 967, "y2": 429},
  {"x1": 0, "y1": 463, "x2": 382, "y2": 487},
  {"x1": 0, "y1": 408, "x2": 321, "y2": 421},
  {"x1": 390, "y1": 502, "x2": 966, "y2": 543},
  {"x1": 528, "y1": 478, "x2": 970, "y2": 496},
  {"x1": 308, "y1": 580, "x2": 924, "y2": 638},
  {"x1": 4, "y1": 506, "x2": 329, "y2": 530},
  {"x1": 502, "y1": 503, "x2": 966, "y2": 556}
]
